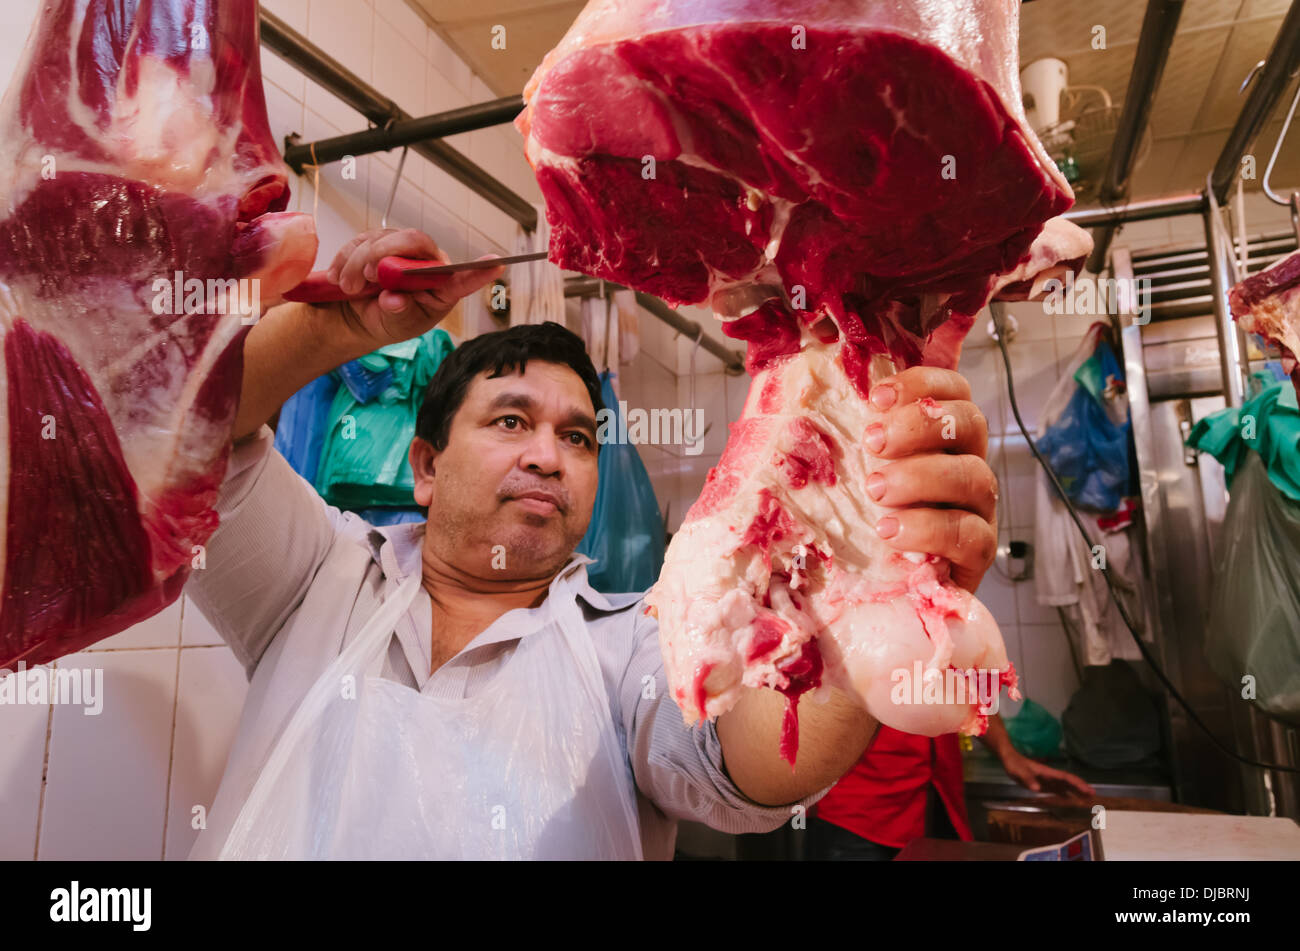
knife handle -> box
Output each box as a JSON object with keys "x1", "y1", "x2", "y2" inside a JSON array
[
  {"x1": 282, "y1": 272, "x2": 380, "y2": 303},
  {"x1": 283, "y1": 257, "x2": 454, "y2": 303},
  {"x1": 375, "y1": 256, "x2": 454, "y2": 292}
]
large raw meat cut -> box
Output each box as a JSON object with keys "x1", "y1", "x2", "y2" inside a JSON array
[
  {"x1": 1230, "y1": 248, "x2": 1300, "y2": 395},
  {"x1": 519, "y1": 0, "x2": 1092, "y2": 760},
  {"x1": 0, "y1": 0, "x2": 316, "y2": 667}
]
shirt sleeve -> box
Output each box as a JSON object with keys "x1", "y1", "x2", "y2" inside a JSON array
[
  {"x1": 182, "y1": 424, "x2": 354, "y2": 677},
  {"x1": 619, "y1": 603, "x2": 830, "y2": 834}
]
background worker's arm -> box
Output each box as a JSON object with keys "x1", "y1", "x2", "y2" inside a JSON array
[
  {"x1": 979, "y1": 714, "x2": 1096, "y2": 796},
  {"x1": 233, "y1": 228, "x2": 505, "y2": 442}
]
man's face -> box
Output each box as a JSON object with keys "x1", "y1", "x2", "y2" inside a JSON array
[{"x1": 412, "y1": 360, "x2": 599, "y2": 580}]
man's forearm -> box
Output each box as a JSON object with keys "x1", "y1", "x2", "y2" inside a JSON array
[
  {"x1": 232, "y1": 301, "x2": 373, "y2": 442},
  {"x1": 716, "y1": 686, "x2": 877, "y2": 806}
]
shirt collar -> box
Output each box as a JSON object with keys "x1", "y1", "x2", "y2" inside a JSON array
[{"x1": 366, "y1": 520, "x2": 642, "y2": 619}]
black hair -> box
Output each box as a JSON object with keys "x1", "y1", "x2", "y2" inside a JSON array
[{"x1": 415, "y1": 320, "x2": 605, "y2": 451}]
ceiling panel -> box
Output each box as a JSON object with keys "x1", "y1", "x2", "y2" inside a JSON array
[
  {"x1": 1058, "y1": 42, "x2": 1136, "y2": 108},
  {"x1": 1194, "y1": 15, "x2": 1290, "y2": 130},
  {"x1": 1149, "y1": 28, "x2": 1233, "y2": 138},
  {"x1": 1242, "y1": 0, "x2": 1294, "y2": 17},
  {"x1": 1178, "y1": 0, "x2": 1248, "y2": 31},
  {"x1": 418, "y1": 0, "x2": 576, "y2": 23},
  {"x1": 1128, "y1": 136, "x2": 1188, "y2": 196},
  {"x1": 1020, "y1": 0, "x2": 1146, "y2": 61},
  {"x1": 443, "y1": 2, "x2": 584, "y2": 95}
]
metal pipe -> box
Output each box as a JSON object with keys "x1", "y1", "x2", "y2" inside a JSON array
[
  {"x1": 259, "y1": 10, "x2": 537, "y2": 230},
  {"x1": 261, "y1": 10, "x2": 400, "y2": 125},
  {"x1": 1064, "y1": 191, "x2": 1205, "y2": 228},
  {"x1": 1210, "y1": 0, "x2": 1300, "y2": 204},
  {"x1": 285, "y1": 97, "x2": 525, "y2": 170},
  {"x1": 1203, "y1": 192, "x2": 1250, "y2": 407},
  {"x1": 565, "y1": 278, "x2": 746, "y2": 374},
  {"x1": 1085, "y1": 0, "x2": 1185, "y2": 273}
]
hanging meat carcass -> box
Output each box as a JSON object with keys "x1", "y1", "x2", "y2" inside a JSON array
[
  {"x1": 518, "y1": 0, "x2": 1093, "y2": 760},
  {"x1": 0, "y1": 0, "x2": 317, "y2": 666},
  {"x1": 1230, "y1": 248, "x2": 1300, "y2": 395}
]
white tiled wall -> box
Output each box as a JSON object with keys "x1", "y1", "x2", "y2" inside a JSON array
[{"x1": 0, "y1": 0, "x2": 559, "y2": 861}]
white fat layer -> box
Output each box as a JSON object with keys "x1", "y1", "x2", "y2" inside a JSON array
[
  {"x1": 0, "y1": 12, "x2": 276, "y2": 210},
  {"x1": 646, "y1": 332, "x2": 1012, "y2": 729}
]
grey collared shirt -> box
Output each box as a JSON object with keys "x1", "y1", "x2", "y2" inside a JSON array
[{"x1": 184, "y1": 425, "x2": 827, "y2": 860}]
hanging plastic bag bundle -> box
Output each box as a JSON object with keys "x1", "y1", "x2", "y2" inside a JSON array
[
  {"x1": 576, "y1": 371, "x2": 665, "y2": 593},
  {"x1": 315, "y1": 329, "x2": 456, "y2": 510},
  {"x1": 1036, "y1": 331, "x2": 1132, "y2": 513},
  {"x1": 1202, "y1": 452, "x2": 1300, "y2": 727}
]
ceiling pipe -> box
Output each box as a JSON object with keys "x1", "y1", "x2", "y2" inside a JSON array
[
  {"x1": 1084, "y1": 0, "x2": 1185, "y2": 274},
  {"x1": 564, "y1": 278, "x2": 746, "y2": 374},
  {"x1": 1064, "y1": 190, "x2": 1205, "y2": 228},
  {"x1": 284, "y1": 97, "x2": 525, "y2": 171},
  {"x1": 259, "y1": 9, "x2": 538, "y2": 231}
]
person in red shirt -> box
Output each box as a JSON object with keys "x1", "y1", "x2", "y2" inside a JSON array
[{"x1": 809, "y1": 714, "x2": 1095, "y2": 859}]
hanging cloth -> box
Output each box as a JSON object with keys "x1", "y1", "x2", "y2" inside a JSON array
[
  {"x1": 510, "y1": 202, "x2": 564, "y2": 326},
  {"x1": 1034, "y1": 324, "x2": 1146, "y2": 666},
  {"x1": 613, "y1": 288, "x2": 640, "y2": 365}
]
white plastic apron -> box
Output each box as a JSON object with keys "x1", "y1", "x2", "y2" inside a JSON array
[{"x1": 217, "y1": 571, "x2": 643, "y2": 859}]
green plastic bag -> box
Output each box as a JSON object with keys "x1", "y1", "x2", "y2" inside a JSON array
[
  {"x1": 1204, "y1": 452, "x2": 1300, "y2": 728},
  {"x1": 315, "y1": 329, "x2": 455, "y2": 510},
  {"x1": 1004, "y1": 698, "x2": 1063, "y2": 759},
  {"x1": 1186, "y1": 377, "x2": 1300, "y2": 502}
]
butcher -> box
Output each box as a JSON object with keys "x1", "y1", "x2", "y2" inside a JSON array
[{"x1": 185, "y1": 226, "x2": 1005, "y2": 860}]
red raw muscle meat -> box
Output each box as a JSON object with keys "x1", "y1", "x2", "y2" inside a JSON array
[
  {"x1": 519, "y1": 0, "x2": 1094, "y2": 762},
  {"x1": 0, "y1": 1, "x2": 317, "y2": 667},
  {"x1": 1230, "y1": 248, "x2": 1300, "y2": 395}
]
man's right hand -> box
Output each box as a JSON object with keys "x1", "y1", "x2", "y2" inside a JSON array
[
  {"x1": 325, "y1": 227, "x2": 507, "y2": 350},
  {"x1": 232, "y1": 228, "x2": 506, "y2": 442}
]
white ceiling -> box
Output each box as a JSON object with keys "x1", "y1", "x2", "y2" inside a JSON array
[{"x1": 407, "y1": 0, "x2": 1299, "y2": 202}]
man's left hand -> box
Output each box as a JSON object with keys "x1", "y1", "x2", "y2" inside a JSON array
[{"x1": 864, "y1": 366, "x2": 998, "y2": 592}]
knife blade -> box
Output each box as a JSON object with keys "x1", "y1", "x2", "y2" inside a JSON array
[{"x1": 283, "y1": 250, "x2": 549, "y2": 304}]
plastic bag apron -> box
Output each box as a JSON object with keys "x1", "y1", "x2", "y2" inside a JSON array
[{"x1": 217, "y1": 571, "x2": 643, "y2": 859}]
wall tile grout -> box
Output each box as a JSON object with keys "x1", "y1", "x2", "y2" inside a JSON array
[{"x1": 31, "y1": 675, "x2": 54, "y2": 861}]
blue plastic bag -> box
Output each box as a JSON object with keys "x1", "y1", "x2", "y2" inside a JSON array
[
  {"x1": 358, "y1": 507, "x2": 426, "y2": 527},
  {"x1": 336, "y1": 355, "x2": 395, "y2": 404},
  {"x1": 273, "y1": 373, "x2": 340, "y2": 483},
  {"x1": 576, "y1": 371, "x2": 666, "y2": 593},
  {"x1": 1036, "y1": 340, "x2": 1131, "y2": 512}
]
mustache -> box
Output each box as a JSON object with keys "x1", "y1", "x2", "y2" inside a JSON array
[{"x1": 498, "y1": 478, "x2": 571, "y2": 513}]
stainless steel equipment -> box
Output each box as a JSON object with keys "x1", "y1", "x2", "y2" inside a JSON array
[{"x1": 1120, "y1": 228, "x2": 1300, "y2": 816}]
